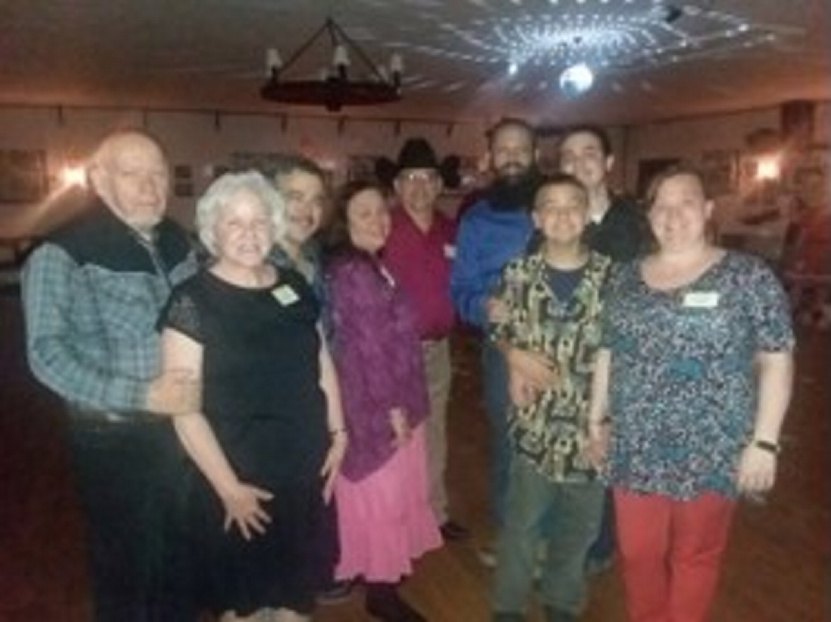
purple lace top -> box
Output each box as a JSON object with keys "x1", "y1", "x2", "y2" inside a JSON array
[{"x1": 327, "y1": 251, "x2": 430, "y2": 481}]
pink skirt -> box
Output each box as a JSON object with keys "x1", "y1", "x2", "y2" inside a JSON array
[{"x1": 334, "y1": 424, "x2": 441, "y2": 582}]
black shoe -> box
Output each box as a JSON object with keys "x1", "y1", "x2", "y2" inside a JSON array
[
  {"x1": 366, "y1": 583, "x2": 427, "y2": 622},
  {"x1": 439, "y1": 520, "x2": 470, "y2": 541},
  {"x1": 316, "y1": 578, "x2": 355, "y2": 605}
]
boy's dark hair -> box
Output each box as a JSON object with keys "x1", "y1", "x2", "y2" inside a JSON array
[
  {"x1": 533, "y1": 173, "x2": 589, "y2": 210},
  {"x1": 559, "y1": 124, "x2": 612, "y2": 157},
  {"x1": 486, "y1": 117, "x2": 538, "y2": 151}
]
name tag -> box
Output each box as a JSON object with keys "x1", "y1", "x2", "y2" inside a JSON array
[
  {"x1": 682, "y1": 291, "x2": 719, "y2": 308},
  {"x1": 271, "y1": 285, "x2": 299, "y2": 306},
  {"x1": 444, "y1": 244, "x2": 456, "y2": 259}
]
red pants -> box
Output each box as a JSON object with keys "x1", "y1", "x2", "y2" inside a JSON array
[{"x1": 614, "y1": 489, "x2": 736, "y2": 622}]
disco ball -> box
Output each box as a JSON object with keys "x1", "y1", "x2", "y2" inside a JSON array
[{"x1": 559, "y1": 63, "x2": 594, "y2": 98}]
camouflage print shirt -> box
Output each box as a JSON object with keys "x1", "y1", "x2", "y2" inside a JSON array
[{"x1": 490, "y1": 250, "x2": 612, "y2": 483}]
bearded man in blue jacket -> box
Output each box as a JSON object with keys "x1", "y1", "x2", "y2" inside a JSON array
[{"x1": 451, "y1": 118, "x2": 545, "y2": 565}]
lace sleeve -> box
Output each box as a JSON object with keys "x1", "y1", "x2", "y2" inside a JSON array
[{"x1": 159, "y1": 290, "x2": 203, "y2": 343}]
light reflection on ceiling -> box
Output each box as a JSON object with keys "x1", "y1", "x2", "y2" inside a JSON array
[
  {"x1": 0, "y1": 0, "x2": 826, "y2": 124},
  {"x1": 394, "y1": 0, "x2": 798, "y2": 95}
]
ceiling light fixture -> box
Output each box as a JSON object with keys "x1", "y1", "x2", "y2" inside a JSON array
[
  {"x1": 261, "y1": 17, "x2": 403, "y2": 112},
  {"x1": 559, "y1": 62, "x2": 594, "y2": 97}
]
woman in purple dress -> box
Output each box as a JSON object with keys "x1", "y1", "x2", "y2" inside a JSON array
[{"x1": 326, "y1": 180, "x2": 441, "y2": 622}]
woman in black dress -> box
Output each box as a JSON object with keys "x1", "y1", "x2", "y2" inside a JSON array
[{"x1": 157, "y1": 171, "x2": 347, "y2": 622}]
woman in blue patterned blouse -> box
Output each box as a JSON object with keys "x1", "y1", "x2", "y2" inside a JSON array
[{"x1": 586, "y1": 163, "x2": 795, "y2": 622}]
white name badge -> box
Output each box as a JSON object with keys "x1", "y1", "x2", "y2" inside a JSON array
[
  {"x1": 271, "y1": 285, "x2": 299, "y2": 306},
  {"x1": 444, "y1": 244, "x2": 456, "y2": 259},
  {"x1": 682, "y1": 291, "x2": 720, "y2": 308}
]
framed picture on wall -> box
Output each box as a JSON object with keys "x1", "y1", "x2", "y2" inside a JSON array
[
  {"x1": 173, "y1": 164, "x2": 194, "y2": 198},
  {"x1": 789, "y1": 143, "x2": 830, "y2": 207},
  {"x1": 0, "y1": 149, "x2": 48, "y2": 203},
  {"x1": 700, "y1": 149, "x2": 737, "y2": 197},
  {"x1": 347, "y1": 155, "x2": 382, "y2": 182}
]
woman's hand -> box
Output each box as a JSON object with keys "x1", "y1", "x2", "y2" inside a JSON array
[
  {"x1": 390, "y1": 407, "x2": 411, "y2": 448},
  {"x1": 320, "y1": 429, "x2": 348, "y2": 503},
  {"x1": 219, "y1": 481, "x2": 274, "y2": 541},
  {"x1": 736, "y1": 443, "x2": 778, "y2": 495}
]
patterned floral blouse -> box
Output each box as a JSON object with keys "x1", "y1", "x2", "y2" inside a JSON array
[
  {"x1": 491, "y1": 250, "x2": 613, "y2": 483},
  {"x1": 602, "y1": 251, "x2": 795, "y2": 499}
]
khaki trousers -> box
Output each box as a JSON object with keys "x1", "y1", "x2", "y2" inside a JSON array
[{"x1": 421, "y1": 338, "x2": 453, "y2": 524}]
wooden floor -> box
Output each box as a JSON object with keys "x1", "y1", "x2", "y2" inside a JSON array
[{"x1": 0, "y1": 292, "x2": 828, "y2": 622}]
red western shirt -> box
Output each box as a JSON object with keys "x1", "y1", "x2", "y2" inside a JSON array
[{"x1": 384, "y1": 205, "x2": 457, "y2": 340}]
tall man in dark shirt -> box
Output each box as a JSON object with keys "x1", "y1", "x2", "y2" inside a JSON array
[
  {"x1": 22, "y1": 129, "x2": 198, "y2": 621},
  {"x1": 558, "y1": 124, "x2": 651, "y2": 262},
  {"x1": 558, "y1": 124, "x2": 652, "y2": 574}
]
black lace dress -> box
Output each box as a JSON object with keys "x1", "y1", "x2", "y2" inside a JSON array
[{"x1": 159, "y1": 268, "x2": 331, "y2": 616}]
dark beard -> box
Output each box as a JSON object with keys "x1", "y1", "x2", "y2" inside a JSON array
[{"x1": 484, "y1": 168, "x2": 542, "y2": 211}]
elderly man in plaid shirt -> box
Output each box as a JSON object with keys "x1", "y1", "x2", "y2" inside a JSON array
[{"x1": 22, "y1": 128, "x2": 198, "y2": 621}]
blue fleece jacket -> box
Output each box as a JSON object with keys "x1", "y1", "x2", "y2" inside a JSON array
[{"x1": 450, "y1": 199, "x2": 534, "y2": 328}]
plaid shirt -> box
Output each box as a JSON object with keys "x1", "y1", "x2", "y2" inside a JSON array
[{"x1": 22, "y1": 202, "x2": 194, "y2": 414}]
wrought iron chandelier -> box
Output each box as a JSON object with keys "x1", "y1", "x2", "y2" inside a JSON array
[{"x1": 261, "y1": 17, "x2": 403, "y2": 112}]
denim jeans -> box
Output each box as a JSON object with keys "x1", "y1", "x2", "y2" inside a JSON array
[
  {"x1": 492, "y1": 457, "x2": 605, "y2": 617},
  {"x1": 481, "y1": 339, "x2": 511, "y2": 528},
  {"x1": 586, "y1": 488, "x2": 616, "y2": 565}
]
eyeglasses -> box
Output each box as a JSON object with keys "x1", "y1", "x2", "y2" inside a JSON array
[{"x1": 398, "y1": 170, "x2": 439, "y2": 184}]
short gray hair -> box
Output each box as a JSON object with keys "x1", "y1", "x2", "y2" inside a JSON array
[{"x1": 196, "y1": 170, "x2": 286, "y2": 255}]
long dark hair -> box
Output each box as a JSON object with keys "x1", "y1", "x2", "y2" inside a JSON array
[{"x1": 323, "y1": 179, "x2": 389, "y2": 263}]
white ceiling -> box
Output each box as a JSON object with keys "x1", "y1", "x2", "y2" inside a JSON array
[{"x1": 1, "y1": 0, "x2": 829, "y2": 126}]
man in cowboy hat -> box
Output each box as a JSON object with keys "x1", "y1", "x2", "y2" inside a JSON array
[{"x1": 384, "y1": 137, "x2": 469, "y2": 542}]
